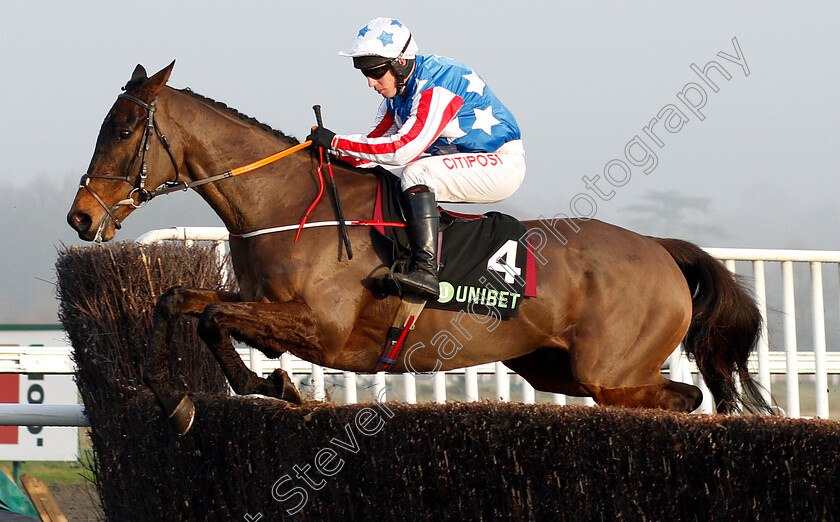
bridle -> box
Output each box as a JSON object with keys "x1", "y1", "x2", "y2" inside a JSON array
[{"x1": 79, "y1": 93, "x2": 182, "y2": 231}]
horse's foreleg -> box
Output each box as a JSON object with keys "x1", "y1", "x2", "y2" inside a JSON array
[
  {"x1": 196, "y1": 300, "x2": 321, "y2": 402},
  {"x1": 143, "y1": 286, "x2": 240, "y2": 434}
]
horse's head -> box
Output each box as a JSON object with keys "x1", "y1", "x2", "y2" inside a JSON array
[{"x1": 68, "y1": 61, "x2": 179, "y2": 242}]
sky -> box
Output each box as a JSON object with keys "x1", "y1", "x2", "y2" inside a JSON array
[{"x1": 1, "y1": 1, "x2": 840, "y2": 323}]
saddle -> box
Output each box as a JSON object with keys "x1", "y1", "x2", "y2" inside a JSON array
[
  {"x1": 370, "y1": 169, "x2": 537, "y2": 319},
  {"x1": 368, "y1": 169, "x2": 538, "y2": 372}
]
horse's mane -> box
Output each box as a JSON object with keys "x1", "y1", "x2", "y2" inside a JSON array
[
  {"x1": 177, "y1": 87, "x2": 369, "y2": 171},
  {"x1": 177, "y1": 87, "x2": 301, "y2": 145},
  {"x1": 122, "y1": 74, "x2": 300, "y2": 145}
]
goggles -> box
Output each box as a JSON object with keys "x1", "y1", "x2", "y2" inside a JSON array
[{"x1": 361, "y1": 64, "x2": 390, "y2": 80}]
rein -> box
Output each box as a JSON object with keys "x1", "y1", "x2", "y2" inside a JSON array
[
  {"x1": 152, "y1": 140, "x2": 313, "y2": 198},
  {"x1": 82, "y1": 91, "x2": 405, "y2": 241}
]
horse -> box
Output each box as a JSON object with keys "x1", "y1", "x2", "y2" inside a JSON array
[{"x1": 67, "y1": 62, "x2": 772, "y2": 434}]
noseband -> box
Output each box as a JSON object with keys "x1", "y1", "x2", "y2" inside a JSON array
[{"x1": 79, "y1": 93, "x2": 182, "y2": 230}]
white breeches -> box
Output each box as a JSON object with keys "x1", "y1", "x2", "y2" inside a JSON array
[{"x1": 392, "y1": 140, "x2": 526, "y2": 203}]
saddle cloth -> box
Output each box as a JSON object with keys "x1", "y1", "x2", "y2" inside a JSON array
[{"x1": 371, "y1": 170, "x2": 536, "y2": 318}]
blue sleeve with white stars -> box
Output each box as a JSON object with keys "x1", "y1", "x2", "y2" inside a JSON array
[{"x1": 396, "y1": 54, "x2": 521, "y2": 155}]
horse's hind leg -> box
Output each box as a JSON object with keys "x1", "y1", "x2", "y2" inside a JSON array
[
  {"x1": 571, "y1": 333, "x2": 703, "y2": 413},
  {"x1": 504, "y1": 347, "x2": 701, "y2": 411},
  {"x1": 502, "y1": 348, "x2": 591, "y2": 397},
  {"x1": 570, "y1": 302, "x2": 703, "y2": 413},
  {"x1": 584, "y1": 379, "x2": 702, "y2": 412}
]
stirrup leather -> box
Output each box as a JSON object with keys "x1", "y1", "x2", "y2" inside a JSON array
[{"x1": 375, "y1": 294, "x2": 427, "y2": 372}]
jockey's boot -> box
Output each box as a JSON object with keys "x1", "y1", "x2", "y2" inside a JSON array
[{"x1": 392, "y1": 185, "x2": 440, "y2": 300}]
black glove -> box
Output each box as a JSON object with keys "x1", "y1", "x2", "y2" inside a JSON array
[{"x1": 306, "y1": 126, "x2": 336, "y2": 150}]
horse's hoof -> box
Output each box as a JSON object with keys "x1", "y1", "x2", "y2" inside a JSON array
[
  {"x1": 271, "y1": 369, "x2": 303, "y2": 404},
  {"x1": 284, "y1": 383, "x2": 303, "y2": 405},
  {"x1": 168, "y1": 395, "x2": 195, "y2": 435}
]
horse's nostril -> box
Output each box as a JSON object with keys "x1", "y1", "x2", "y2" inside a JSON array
[{"x1": 68, "y1": 211, "x2": 92, "y2": 233}]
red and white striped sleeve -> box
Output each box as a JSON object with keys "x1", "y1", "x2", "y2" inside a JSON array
[
  {"x1": 335, "y1": 101, "x2": 397, "y2": 168},
  {"x1": 332, "y1": 87, "x2": 464, "y2": 166}
]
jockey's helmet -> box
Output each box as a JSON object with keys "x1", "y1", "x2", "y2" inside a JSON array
[{"x1": 339, "y1": 17, "x2": 418, "y2": 92}]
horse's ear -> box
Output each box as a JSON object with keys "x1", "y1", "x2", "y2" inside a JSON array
[
  {"x1": 139, "y1": 60, "x2": 176, "y2": 99},
  {"x1": 130, "y1": 64, "x2": 148, "y2": 83}
]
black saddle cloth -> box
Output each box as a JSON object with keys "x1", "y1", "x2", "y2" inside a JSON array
[{"x1": 372, "y1": 169, "x2": 535, "y2": 318}]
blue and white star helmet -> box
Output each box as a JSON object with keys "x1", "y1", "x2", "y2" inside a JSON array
[{"x1": 339, "y1": 17, "x2": 418, "y2": 59}]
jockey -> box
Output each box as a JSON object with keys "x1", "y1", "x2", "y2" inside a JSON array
[{"x1": 307, "y1": 17, "x2": 526, "y2": 300}]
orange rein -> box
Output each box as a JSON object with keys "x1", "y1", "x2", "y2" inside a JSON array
[
  {"x1": 150, "y1": 139, "x2": 404, "y2": 241},
  {"x1": 228, "y1": 140, "x2": 323, "y2": 241},
  {"x1": 229, "y1": 140, "x2": 313, "y2": 176},
  {"x1": 227, "y1": 140, "x2": 324, "y2": 242},
  {"x1": 148, "y1": 140, "x2": 314, "y2": 200}
]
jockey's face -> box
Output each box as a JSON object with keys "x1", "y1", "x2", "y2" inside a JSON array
[{"x1": 367, "y1": 68, "x2": 398, "y2": 99}]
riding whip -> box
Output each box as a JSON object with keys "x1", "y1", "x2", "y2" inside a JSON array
[{"x1": 313, "y1": 105, "x2": 353, "y2": 259}]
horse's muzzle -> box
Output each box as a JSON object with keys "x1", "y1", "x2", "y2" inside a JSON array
[
  {"x1": 67, "y1": 209, "x2": 114, "y2": 242},
  {"x1": 68, "y1": 210, "x2": 92, "y2": 236}
]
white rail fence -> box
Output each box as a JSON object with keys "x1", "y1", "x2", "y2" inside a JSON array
[
  {"x1": 4, "y1": 229, "x2": 840, "y2": 428},
  {"x1": 2, "y1": 344, "x2": 838, "y2": 428}
]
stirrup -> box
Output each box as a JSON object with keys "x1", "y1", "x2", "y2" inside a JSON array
[{"x1": 391, "y1": 270, "x2": 440, "y2": 300}]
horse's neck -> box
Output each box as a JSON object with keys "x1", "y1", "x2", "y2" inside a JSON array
[{"x1": 162, "y1": 89, "x2": 320, "y2": 234}]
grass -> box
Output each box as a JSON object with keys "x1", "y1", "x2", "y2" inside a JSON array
[
  {"x1": 1, "y1": 449, "x2": 95, "y2": 485},
  {"x1": 1, "y1": 429, "x2": 96, "y2": 486}
]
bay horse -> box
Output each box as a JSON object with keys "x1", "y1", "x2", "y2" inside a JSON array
[{"x1": 67, "y1": 62, "x2": 771, "y2": 434}]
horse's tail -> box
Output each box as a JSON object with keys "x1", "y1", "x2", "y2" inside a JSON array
[{"x1": 654, "y1": 237, "x2": 773, "y2": 414}]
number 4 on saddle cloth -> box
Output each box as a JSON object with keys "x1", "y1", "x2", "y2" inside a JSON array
[{"x1": 370, "y1": 170, "x2": 537, "y2": 319}]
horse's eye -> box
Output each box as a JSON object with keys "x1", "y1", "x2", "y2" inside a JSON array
[{"x1": 118, "y1": 129, "x2": 132, "y2": 141}]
